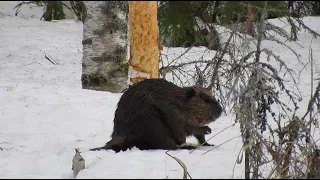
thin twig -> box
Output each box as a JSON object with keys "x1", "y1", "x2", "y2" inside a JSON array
[
  {"x1": 202, "y1": 135, "x2": 241, "y2": 155},
  {"x1": 189, "y1": 122, "x2": 237, "y2": 154},
  {"x1": 45, "y1": 54, "x2": 56, "y2": 65},
  {"x1": 165, "y1": 150, "x2": 192, "y2": 179},
  {"x1": 39, "y1": 49, "x2": 59, "y2": 65}
]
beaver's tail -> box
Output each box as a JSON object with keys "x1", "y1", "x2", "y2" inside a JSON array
[{"x1": 90, "y1": 136, "x2": 130, "y2": 153}]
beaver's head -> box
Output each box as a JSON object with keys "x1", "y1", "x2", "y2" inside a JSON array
[{"x1": 184, "y1": 86, "x2": 223, "y2": 126}]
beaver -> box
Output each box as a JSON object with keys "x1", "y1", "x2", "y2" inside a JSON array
[{"x1": 90, "y1": 78, "x2": 223, "y2": 152}]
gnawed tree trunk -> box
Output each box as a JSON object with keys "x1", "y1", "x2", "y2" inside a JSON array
[
  {"x1": 81, "y1": 1, "x2": 129, "y2": 93},
  {"x1": 128, "y1": 1, "x2": 160, "y2": 85}
]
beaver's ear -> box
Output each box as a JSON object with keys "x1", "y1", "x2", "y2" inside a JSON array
[{"x1": 185, "y1": 87, "x2": 196, "y2": 98}]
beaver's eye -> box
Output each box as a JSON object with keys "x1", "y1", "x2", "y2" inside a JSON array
[
  {"x1": 185, "y1": 87, "x2": 196, "y2": 98},
  {"x1": 203, "y1": 98, "x2": 211, "y2": 103},
  {"x1": 200, "y1": 93, "x2": 211, "y2": 103}
]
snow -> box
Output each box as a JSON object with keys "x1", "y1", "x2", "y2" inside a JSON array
[
  {"x1": 0, "y1": 1, "x2": 44, "y2": 19},
  {"x1": 0, "y1": 1, "x2": 319, "y2": 179}
]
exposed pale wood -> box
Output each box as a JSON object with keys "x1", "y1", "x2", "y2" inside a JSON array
[{"x1": 128, "y1": 1, "x2": 159, "y2": 85}]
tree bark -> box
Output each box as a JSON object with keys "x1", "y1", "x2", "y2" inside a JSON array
[{"x1": 81, "y1": 1, "x2": 129, "y2": 93}]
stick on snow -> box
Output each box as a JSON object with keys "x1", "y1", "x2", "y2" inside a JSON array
[{"x1": 45, "y1": 54, "x2": 58, "y2": 65}]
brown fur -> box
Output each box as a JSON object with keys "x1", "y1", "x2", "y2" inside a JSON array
[{"x1": 90, "y1": 78, "x2": 223, "y2": 153}]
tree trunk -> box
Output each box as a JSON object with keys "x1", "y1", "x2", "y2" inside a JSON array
[
  {"x1": 242, "y1": 3, "x2": 254, "y2": 37},
  {"x1": 245, "y1": 131, "x2": 250, "y2": 179},
  {"x1": 81, "y1": 1, "x2": 129, "y2": 93}
]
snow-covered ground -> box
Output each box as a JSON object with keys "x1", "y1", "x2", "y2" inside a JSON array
[{"x1": 0, "y1": 1, "x2": 319, "y2": 179}]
